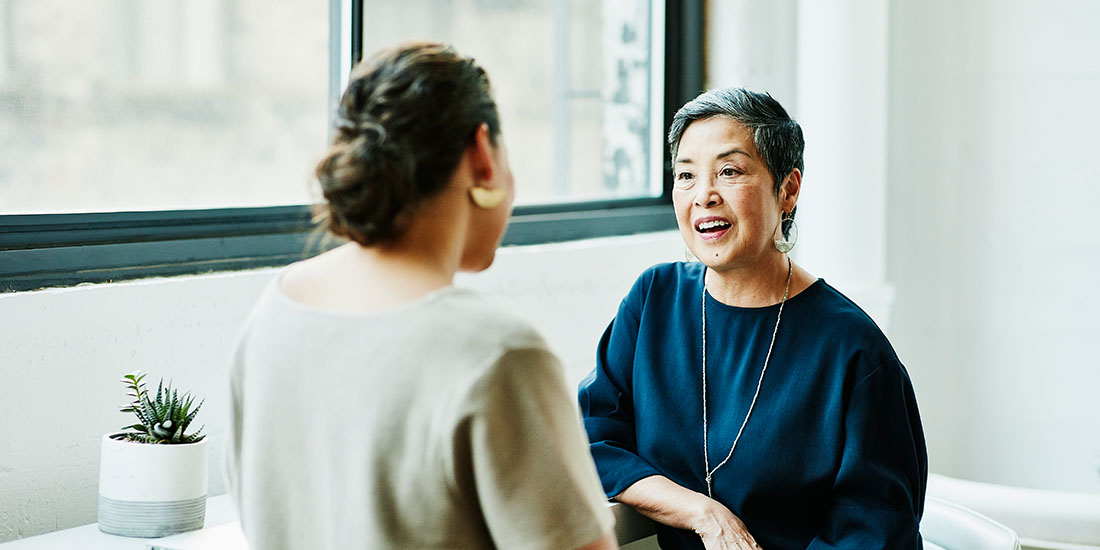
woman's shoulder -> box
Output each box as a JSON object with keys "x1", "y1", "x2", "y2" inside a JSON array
[
  {"x1": 244, "y1": 279, "x2": 546, "y2": 355},
  {"x1": 797, "y1": 280, "x2": 878, "y2": 325},
  {"x1": 389, "y1": 289, "x2": 560, "y2": 392},
  {"x1": 626, "y1": 261, "x2": 703, "y2": 297},
  {"x1": 796, "y1": 280, "x2": 898, "y2": 358},
  {"x1": 612, "y1": 261, "x2": 703, "y2": 319},
  {"x1": 432, "y1": 288, "x2": 550, "y2": 351},
  {"x1": 638, "y1": 260, "x2": 704, "y2": 281},
  {"x1": 437, "y1": 292, "x2": 565, "y2": 406}
]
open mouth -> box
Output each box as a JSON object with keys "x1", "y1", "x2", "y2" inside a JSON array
[{"x1": 694, "y1": 218, "x2": 731, "y2": 236}]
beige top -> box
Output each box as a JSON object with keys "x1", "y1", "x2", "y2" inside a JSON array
[{"x1": 224, "y1": 278, "x2": 614, "y2": 550}]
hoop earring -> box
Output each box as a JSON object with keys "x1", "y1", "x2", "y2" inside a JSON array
[
  {"x1": 773, "y1": 213, "x2": 798, "y2": 253},
  {"x1": 469, "y1": 187, "x2": 506, "y2": 209}
]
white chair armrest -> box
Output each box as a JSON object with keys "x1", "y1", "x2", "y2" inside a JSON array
[
  {"x1": 928, "y1": 473, "x2": 1100, "y2": 548},
  {"x1": 921, "y1": 496, "x2": 1020, "y2": 550}
]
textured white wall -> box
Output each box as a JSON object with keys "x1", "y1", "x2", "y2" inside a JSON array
[
  {"x1": 0, "y1": 271, "x2": 270, "y2": 542},
  {"x1": 886, "y1": 0, "x2": 1100, "y2": 492},
  {"x1": 0, "y1": 231, "x2": 685, "y2": 542}
]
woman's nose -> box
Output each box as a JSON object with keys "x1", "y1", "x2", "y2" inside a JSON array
[{"x1": 694, "y1": 177, "x2": 720, "y2": 207}]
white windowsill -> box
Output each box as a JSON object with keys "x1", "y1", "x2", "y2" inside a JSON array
[{"x1": 0, "y1": 495, "x2": 239, "y2": 550}]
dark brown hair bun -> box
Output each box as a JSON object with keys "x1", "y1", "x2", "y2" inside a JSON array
[{"x1": 314, "y1": 41, "x2": 500, "y2": 245}]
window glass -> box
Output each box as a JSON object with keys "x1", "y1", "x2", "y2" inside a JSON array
[
  {"x1": 0, "y1": 0, "x2": 328, "y2": 214},
  {"x1": 361, "y1": 0, "x2": 663, "y2": 205}
]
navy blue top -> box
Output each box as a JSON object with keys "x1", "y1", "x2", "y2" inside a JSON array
[{"x1": 579, "y1": 262, "x2": 927, "y2": 550}]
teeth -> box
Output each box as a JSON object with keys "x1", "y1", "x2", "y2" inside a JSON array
[{"x1": 696, "y1": 220, "x2": 730, "y2": 231}]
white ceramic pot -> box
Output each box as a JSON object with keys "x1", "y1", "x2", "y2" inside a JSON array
[{"x1": 97, "y1": 433, "x2": 209, "y2": 537}]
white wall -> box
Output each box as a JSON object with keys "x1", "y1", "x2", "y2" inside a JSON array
[
  {"x1": 886, "y1": 0, "x2": 1100, "y2": 493},
  {"x1": 0, "y1": 231, "x2": 685, "y2": 542},
  {"x1": 0, "y1": 270, "x2": 270, "y2": 542},
  {"x1": 706, "y1": 0, "x2": 799, "y2": 107}
]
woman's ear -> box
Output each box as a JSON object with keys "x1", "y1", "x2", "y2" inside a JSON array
[
  {"x1": 469, "y1": 123, "x2": 495, "y2": 184},
  {"x1": 780, "y1": 168, "x2": 802, "y2": 212}
]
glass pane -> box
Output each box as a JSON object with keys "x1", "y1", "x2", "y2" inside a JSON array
[
  {"x1": 0, "y1": 0, "x2": 328, "y2": 215},
  {"x1": 360, "y1": 0, "x2": 662, "y2": 206}
]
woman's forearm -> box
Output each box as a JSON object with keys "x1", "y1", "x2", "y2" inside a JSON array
[
  {"x1": 615, "y1": 475, "x2": 716, "y2": 532},
  {"x1": 616, "y1": 475, "x2": 760, "y2": 549}
]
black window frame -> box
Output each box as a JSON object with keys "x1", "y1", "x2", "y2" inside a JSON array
[{"x1": 0, "y1": 0, "x2": 702, "y2": 293}]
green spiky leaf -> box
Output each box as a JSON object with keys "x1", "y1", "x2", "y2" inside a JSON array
[{"x1": 117, "y1": 373, "x2": 204, "y2": 444}]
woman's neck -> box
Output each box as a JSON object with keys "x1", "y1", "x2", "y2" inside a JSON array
[
  {"x1": 281, "y1": 190, "x2": 470, "y2": 313},
  {"x1": 703, "y1": 254, "x2": 794, "y2": 308},
  {"x1": 354, "y1": 241, "x2": 456, "y2": 290}
]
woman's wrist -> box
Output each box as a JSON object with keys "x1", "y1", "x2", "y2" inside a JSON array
[
  {"x1": 687, "y1": 492, "x2": 732, "y2": 537},
  {"x1": 617, "y1": 475, "x2": 721, "y2": 532}
]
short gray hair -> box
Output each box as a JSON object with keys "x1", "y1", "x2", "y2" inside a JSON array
[{"x1": 668, "y1": 87, "x2": 804, "y2": 238}]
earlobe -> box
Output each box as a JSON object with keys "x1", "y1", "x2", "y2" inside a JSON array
[{"x1": 467, "y1": 123, "x2": 505, "y2": 209}]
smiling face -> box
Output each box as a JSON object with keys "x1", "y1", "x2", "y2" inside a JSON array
[{"x1": 673, "y1": 116, "x2": 793, "y2": 272}]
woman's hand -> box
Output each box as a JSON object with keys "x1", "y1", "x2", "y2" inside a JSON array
[
  {"x1": 615, "y1": 475, "x2": 762, "y2": 549},
  {"x1": 692, "y1": 497, "x2": 762, "y2": 550}
]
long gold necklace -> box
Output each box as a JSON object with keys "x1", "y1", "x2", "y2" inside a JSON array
[{"x1": 702, "y1": 256, "x2": 792, "y2": 497}]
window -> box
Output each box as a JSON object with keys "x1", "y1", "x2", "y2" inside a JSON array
[
  {"x1": 0, "y1": 0, "x2": 328, "y2": 214},
  {"x1": 0, "y1": 0, "x2": 701, "y2": 293},
  {"x1": 359, "y1": 0, "x2": 663, "y2": 205}
]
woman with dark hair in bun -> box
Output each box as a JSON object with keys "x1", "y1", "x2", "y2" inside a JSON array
[{"x1": 225, "y1": 42, "x2": 617, "y2": 550}]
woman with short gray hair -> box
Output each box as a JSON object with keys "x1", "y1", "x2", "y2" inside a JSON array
[{"x1": 580, "y1": 87, "x2": 927, "y2": 549}]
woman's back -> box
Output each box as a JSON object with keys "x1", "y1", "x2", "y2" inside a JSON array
[
  {"x1": 224, "y1": 41, "x2": 615, "y2": 550},
  {"x1": 226, "y1": 276, "x2": 612, "y2": 549}
]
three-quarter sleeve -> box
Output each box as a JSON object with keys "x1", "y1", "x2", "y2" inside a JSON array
[
  {"x1": 578, "y1": 285, "x2": 663, "y2": 499},
  {"x1": 806, "y1": 361, "x2": 928, "y2": 550},
  {"x1": 462, "y1": 347, "x2": 614, "y2": 550}
]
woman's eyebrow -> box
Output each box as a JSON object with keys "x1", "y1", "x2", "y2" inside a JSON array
[
  {"x1": 676, "y1": 148, "x2": 753, "y2": 165},
  {"x1": 715, "y1": 148, "x2": 753, "y2": 160}
]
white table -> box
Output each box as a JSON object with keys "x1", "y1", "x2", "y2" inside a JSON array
[
  {"x1": 1, "y1": 496, "x2": 657, "y2": 549},
  {"x1": 0, "y1": 495, "x2": 241, "y2": 550}
]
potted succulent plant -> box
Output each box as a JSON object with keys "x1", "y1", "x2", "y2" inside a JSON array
[{"x1": 97, "y1": 371, "x2": 209, "y2": 538}]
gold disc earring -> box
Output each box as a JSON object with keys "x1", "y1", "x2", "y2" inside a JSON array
[{"x1": 469, "y1": 186, "x2": 506, "y2": 209}]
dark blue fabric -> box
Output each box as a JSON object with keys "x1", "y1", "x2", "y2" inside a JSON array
[{"x1": 578, "y1": 262, "x2": 927, "y2": 550}]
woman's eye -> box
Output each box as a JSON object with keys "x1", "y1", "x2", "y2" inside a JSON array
[
  {"x1": 673, "y1": 173, "x2": 695, "y2": 190},
  {"x1": 720, "y1": 167, "x2": 740, "y2": 177}
]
